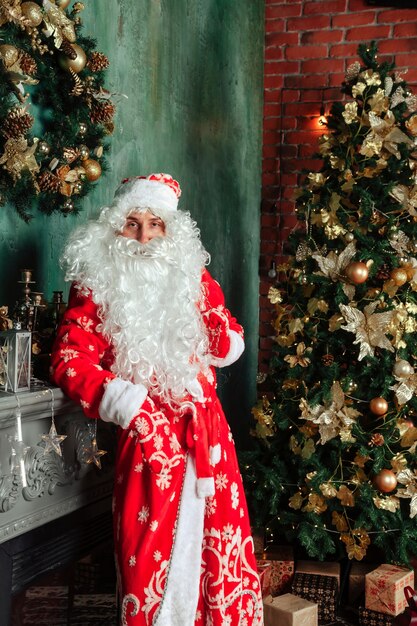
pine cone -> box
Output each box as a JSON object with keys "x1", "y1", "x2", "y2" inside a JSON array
[
  {"x1": 321, "y1": 354, "x2": 334, "y2": 366},
  {"x1": 87, "y1": 52, "x2": 109, "y2": 72},
  {"x1": 90, "y1": 100, "x2": 115, "y2": 125},
  {"x1": 369, "y1": 433, "x2": 385, "y2": 447},
  {"x1": 2, "y1": 107, "x2": 34, "y2": 139},
  {"x1": 37, "y1": 170, "x2": 60, "y2": 193},
  {"x1": 60, "y1": 41, "x2": 78, "y2": 60},
  {"x1": 19, "y1": 51, "x2": 37, "y2": 76},
  {"x1": 375, "y1": 264, "x2": 391, "y2": 281}
]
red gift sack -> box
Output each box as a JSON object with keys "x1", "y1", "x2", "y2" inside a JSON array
[{"x1": 404, "y1": 587, "x2": 417, "y2": 625}]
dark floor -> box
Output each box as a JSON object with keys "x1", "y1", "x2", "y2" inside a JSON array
[{"x1": 11, "y1": 555, "x2": 118, "y2": 626}]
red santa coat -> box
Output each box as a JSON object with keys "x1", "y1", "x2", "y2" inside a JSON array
[{"x1": 51, "y1": 269, "x2": 263, "y2": 626}]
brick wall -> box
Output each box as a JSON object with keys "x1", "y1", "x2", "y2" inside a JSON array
[{"x1": 259, "y1": 0, "x2": 417, "y2": 373}]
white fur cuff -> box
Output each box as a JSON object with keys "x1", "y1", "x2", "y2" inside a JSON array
[
  {"x1": 209, "y1": 443, "x2": 221, "y2": 466},
  {"x1": 185, "y1": 378, "x2": 205, "y2": 402},
  {"x1": 99, "y1": 378, "x2": 148, "y2": 429},
  {"x1": 210, "y1": 330, "x2": 245, "y2": 368},
  {"x1": 196, "y1": 477, "x2": 215, "y2": 498}
]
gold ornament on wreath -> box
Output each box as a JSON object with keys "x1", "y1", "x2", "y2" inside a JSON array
[{"x1": 0, "y1": 0, "x2": 115, "y2": 220}]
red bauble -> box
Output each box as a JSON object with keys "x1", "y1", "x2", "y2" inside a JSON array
[{"x1": 373, "y1": 469, "x2": 397, "y2": 493}]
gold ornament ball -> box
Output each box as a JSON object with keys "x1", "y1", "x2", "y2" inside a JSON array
[
  {"x1": 82, "y1": 159, "x2": 101, "y2": 182},
  {"x1": 62, "y1": 198, "x2": 74, "y2": 213},
  {"x1": 38, "y1": 141, "x2": 50, "y2": 156},
  {"x1": 21, "y1": 2, "x2": 43, "y2": 26},
  {"x1": 390, "y1": 267, "x2": 408, "y2": 286},
  {"x1": 56, "y1": 0, "x2": 71, "y2": 8},
  {"x1": 345, "y1": 232, "x2": 355, "y2": 243},
  {"x1": 78, "y1": 144, "x2": 90, "y2": 160},
  {"x1": 393, "y1": 360, "x2": 414, "y2": 378},
  {"x1": 369, "y1": 397, "x2": 388, "y2": 416},
  {"x1": 78, "y1": 122, "x2": 88, "y2": 136},
  {"x1": 0, "y1": 45, "x2": 19, "y2": 68},
  {"x1": 373, "y1": 469, "x2": 397, "y2": 494},
  {"x1": 60, "y1": 43, "x2": 87, "y2": 73},
  {"x1": 346, "y1": 261, "x2": 369, "y2": 284}
]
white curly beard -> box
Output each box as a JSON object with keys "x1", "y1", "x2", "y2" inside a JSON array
[{"x1": 62, "y1": 210, "x2": 211, "y2": 403}]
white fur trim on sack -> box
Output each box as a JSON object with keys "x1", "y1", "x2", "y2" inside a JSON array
[
  {"x1": 210, "y1": 330, "x2": 245, "y2": 368},
  {"x1": 99, "y1": 378, "x2": 148, "y2": 429},
  {"x1": 154, "y1": 456, "x2": 204, "y2": 626},
  {"x1": 113, "y1": 179, "x2": 179, "y2": 213}
]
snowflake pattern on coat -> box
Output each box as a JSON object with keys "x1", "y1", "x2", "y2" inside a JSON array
[{"x1": 51, "y1": 269, "x2": 262, "y2": 625}]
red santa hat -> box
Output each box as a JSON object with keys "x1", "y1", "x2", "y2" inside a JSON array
[{"x1": 113, "y1": 173, "x2": 182, "y2": 214}]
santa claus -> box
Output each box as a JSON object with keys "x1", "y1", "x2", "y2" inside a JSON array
[{"x1": 51, "y1": 173, "x2": 263, "y2": 626}]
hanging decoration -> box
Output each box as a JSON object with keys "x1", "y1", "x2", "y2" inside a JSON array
[
  {"x1": 0, "y1": 0, "x2": 116, "y2": 220},
  {"x1": 81, "y1": 420, "x2": 106, "y2": 468},
  {"x1": 40, "y1": 388, "x2": 66, "y2": 456}
]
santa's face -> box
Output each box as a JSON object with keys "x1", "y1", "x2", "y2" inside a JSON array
[{"x1": 120, "y1": 210, "x2": 165, "y2": 244}]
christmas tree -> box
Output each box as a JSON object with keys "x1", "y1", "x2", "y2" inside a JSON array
[{"x1": 243, "y1": 42, "x2": 417, "y2": 565}]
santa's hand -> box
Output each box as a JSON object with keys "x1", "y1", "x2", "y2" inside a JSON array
[{"x1": 99, "y1": 378, "x2": 148, "y2": 429}]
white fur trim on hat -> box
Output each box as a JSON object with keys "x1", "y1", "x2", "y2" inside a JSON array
[{"x1": 113, "y1": 178, "x2": 179, "y2": 213}]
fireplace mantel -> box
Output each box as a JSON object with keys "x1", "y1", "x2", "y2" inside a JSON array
[
  {"x1": 0, "y1": 384, "x2": 115, "y2": 545},
  {"x1": 0, "y1": 385, "x2": 116, "y2": 625}
]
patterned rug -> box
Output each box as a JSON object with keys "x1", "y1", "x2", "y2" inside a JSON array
[{"x1": 19, "y1": 586, "x2": 118, "y2": 626}]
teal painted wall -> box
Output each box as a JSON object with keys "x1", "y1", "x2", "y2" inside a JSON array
[{"x1": 0, "y1": 0, "x2": 264, "y2": 442}]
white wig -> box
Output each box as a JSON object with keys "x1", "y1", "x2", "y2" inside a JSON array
[{"x1": 61, "y1": 175, "x2": 211, "y2": 404}]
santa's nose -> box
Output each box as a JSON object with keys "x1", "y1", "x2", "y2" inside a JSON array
[{"x1": 138, "y1": 228, "x2": 151, "y2": 243}]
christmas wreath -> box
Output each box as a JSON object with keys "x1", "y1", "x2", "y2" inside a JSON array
[{"x1": 0, "y1": 0, "x2": 116, "y2": 220}]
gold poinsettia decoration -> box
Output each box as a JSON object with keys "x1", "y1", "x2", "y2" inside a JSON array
[
  {"x1": 268, "y1": 286, "x2": 282, "y2": 305},
  {"x1": 0, "y1": 136, "x2": 39, "y2": 181},
  {"x1": 302, "y1": 492, "x2": 327, "y2": 514},
  {"x1": 396, "y1": 468, "x2": 417, "y2": 518},
  {"x1": 390, "y1": 363, "x2": 417, "y2": 406},
  {"x1": 43, "y1": 1, "x2": 76, "y2": 48},
  {"x1": 289, "y1": 491, "x2": 304, "y2": 510},
  {"x1": 339, "y1": 301, "x2": 395, "y2": 361},
  {"x1": 319, "y1": 481, "x2": 338, "y2": 498},
  {"x1": 251, "y1": 395, "x2": 276, "y2": 439},
  {"x1": 332, "y1": 510, "x2": 348, "y2": 532},
  {"x1": 337, "y1": 485, "x2": 355, "y2": 507},
  {"x1": 373, "y1": 495, "x2": 400, "y2": 513},
  {"x1": 299, "y1": 381, "x2": 361, "y2": 445},
  {"x1": 389, "y1": 185, "x2": 417, "y2": 218},
  {"x1": 284, "y1": 342, "x2": 311, "y2": 368},
  {"x1": 310, "y1": 192, "x2": 346, "y2": 239},
  {"x1": 341, "y1": 528, "x2": 370, "y2": 560},
  {"x1": 360, "y1": 110, "x2": 413, "y2": 160},
  {"x1": 312, "y1": 241, "x2": 357, "y2": 300}
]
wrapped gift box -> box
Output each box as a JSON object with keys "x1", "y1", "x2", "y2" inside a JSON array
[
  {"x1": 296, "y1": 560, "x2": 340, "y2": 589},
  {"x1": 263, "y1": 593, "x2": 318, "y2": 626},
  {"x1": 348, "y1": 562, "x2": 376, "y2": 604},
  {"x1": 257, "y1": 559, "x2": 272, "y2": 597},
  {"x1": 265, "y1": 545, "x2": 295, "y2": 596},
  {"x1": 365, "y1": 564, "x2": 414, "y2": 616},
  {"x1": 359, "y1": 606, "x2": 395, "y2": 625},
  {"x1": 291, "y1": 572, "x2": 338, "y2": 623}
]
